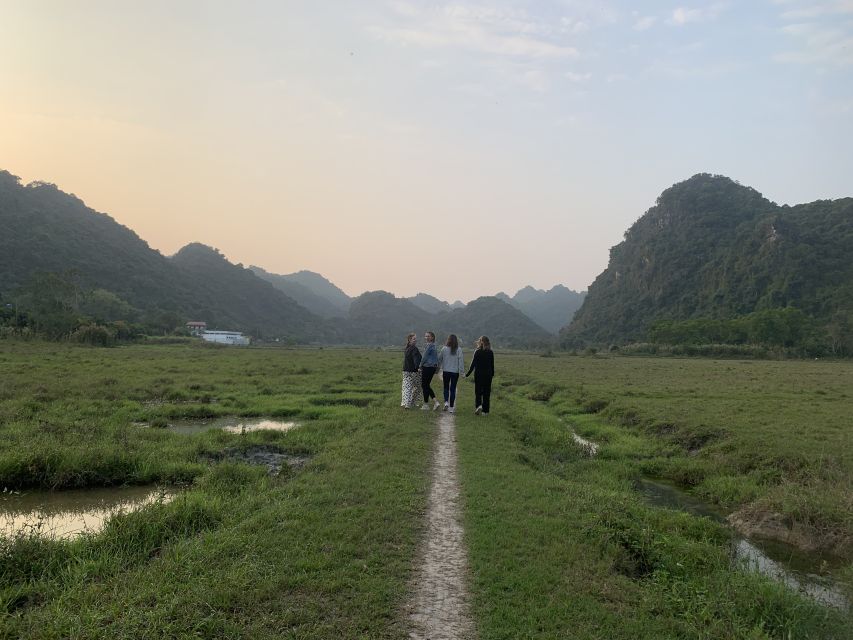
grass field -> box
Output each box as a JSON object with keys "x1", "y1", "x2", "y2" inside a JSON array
[{"x1": 0, "y1": 341, "x2": 850, "y2": 638}]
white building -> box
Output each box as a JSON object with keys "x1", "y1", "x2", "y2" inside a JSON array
[{"x1": 201, "y1": 330, "x2": 250, "y2": 346}]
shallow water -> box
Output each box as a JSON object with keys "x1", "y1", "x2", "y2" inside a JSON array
[
  {"x1": 165, "y1": 417, "x2": 299, "y2": 435},
  {"x1": 1, "y1": 486, "x2": 174, "y2": 539},
  {"x1": 637, "y1": 478, "x2": 850, "y2": 611}
]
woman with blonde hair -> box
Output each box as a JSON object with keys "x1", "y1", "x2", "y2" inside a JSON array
[
  {"x1": 465, "y1": 335, "x2": 494, "y2": 415},
  {"x1": 401, "y1": 332, "x2": 422, "y2": 409},
  {"x1": 437, "y1": 333, "x2": 464, "y2": 413}
]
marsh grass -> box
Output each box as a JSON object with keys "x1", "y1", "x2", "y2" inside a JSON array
[
  {"x1": 0, "y1": 342, "x2": 433, "y2": 638},
  {"x1": 1, "y1": 343, "x2": 851, "y2": 638},
  {"x1": 456, "y1": 388, "x2": 851, "y2": 639}
]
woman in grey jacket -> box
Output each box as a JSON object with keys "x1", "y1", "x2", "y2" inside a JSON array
[{"x1": 437, "y1": 334, "x2": 464, "y2": 413}]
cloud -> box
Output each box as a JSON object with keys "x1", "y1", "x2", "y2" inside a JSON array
[
  {"x1": 667, "y1": 4, "x2": 727, "y2": 26},
  {"x1": 633, "y1": 16, "x2": 657, "y2": 31},
  {"x1": 778, "y1": 1, "x2": 853, "y2": 19},
  {"x1": 369, "y1": 4, "x2": 580, "y2": 59},
  {"x1": 775, "y1": 21, "x2": 853, "y2": 65},
  {"x1": 775, "y1": 2, "x2": 853, "y2": 66},
  {"x1": 565, "y1": 71, "x2": 592, "y2": 82}
]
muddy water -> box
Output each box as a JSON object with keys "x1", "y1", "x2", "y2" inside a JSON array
[
  {"x1": 1, "y1": 486, "x2": 174, "y2": 539},
  {"x1": 637, "y1": 479, "x2": 850, "y2": 611},
  {"x1": 165, "y1": 417, "x2": 299, "y2": 435}
]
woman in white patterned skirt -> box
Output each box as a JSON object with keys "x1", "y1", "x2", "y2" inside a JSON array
[{"x1": 401, "y1": 332, "x2": 423, "y2": 409}]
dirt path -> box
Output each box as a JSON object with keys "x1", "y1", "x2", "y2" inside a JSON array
[{"x1": 407, "y1": 411, "x2": 476, "y2": 640}]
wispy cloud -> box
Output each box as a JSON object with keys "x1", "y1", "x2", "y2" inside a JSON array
[
  {"x1": 565, "y1": 71, "x2": 592, "y2": 82},
  {"x1": 667, "y1": 4, "x2": 727, "y2": 26},
  {"x1": 369, "y1": 3, "x2": 580, "y2": 59},
  {"x1": 633, "y1": 16, "x2": 657, "y2": 31},
  {"x1": 775, "y1": 1, "x2": 853, "y2": 66}
]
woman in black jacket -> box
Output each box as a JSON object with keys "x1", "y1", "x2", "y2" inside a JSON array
[
  {"x1": 465, "y1": 335, "x2": 494, "y2": 415},
  {"x1": 401, "y1": 332, "x2": 422, "y2": 409}
]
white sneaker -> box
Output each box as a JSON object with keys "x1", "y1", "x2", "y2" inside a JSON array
[
  {"x1": 475, "y1": 406, "x2": 483, "y2": 415},
  {"x1": 421, "y1": 403, "x2": 430, "y2": 411},
  {"x1": 433, "y1": 399, "x2": 440, "y2": 411},
  {"x1": 443, "y1": 402, "x2": 449, "y2": 411},
  {"x1": 449, "y1": 406, "x2": 456, "y2": 413}
]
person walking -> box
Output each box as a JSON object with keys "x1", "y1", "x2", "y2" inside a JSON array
[
  {"x1": 419, "y1": 331, "x2": 441, "y2": 411},
  {"x1": 438, "y1": 334, "x2": 464, "y2": 413},
  {"x1": 401, "y1": 332, "x2": 422, "y2": 409},
  {"x1": 465, "y1": 335, "x2": 494, "y2": 415}
]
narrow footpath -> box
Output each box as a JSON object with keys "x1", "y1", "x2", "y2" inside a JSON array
[{"x1": 407, "y1": 411, "x2": 476, "y2": 640}]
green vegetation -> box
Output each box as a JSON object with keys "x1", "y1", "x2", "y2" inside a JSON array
[
  {"x1": 1, "y1": 342, "x2": 850, "y2": 638},
  {"x1": 0, "y1": 342, "x2": 432, "y2": 637},
  {"x1": 563, "y1": 174, "x2": 853, "y2": 354}
]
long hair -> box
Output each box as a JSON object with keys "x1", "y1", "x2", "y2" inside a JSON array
[
  {"x1": 446, "y1": 334, "x2": 458, "y2": 354},
  {"x1": 405, "y1": 332, "x2": 416, "y2": 348},
  {"x1": 478, "y1": 335, "x2": 491, "y2": 350}
]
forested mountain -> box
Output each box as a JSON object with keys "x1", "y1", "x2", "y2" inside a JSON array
[
  {"x1": 0, "y1": 171, "x2": 323, "y2": 339},
  {"x1": 343, "y1": 291, "x2": 553, "y2": 348},
  {"x1": 437, "y1": 296, "x2": 553, "y2": 349},
  {"x1": 278, "y1": 270, "x2": 351, "y2": 315},
  {"x1": 509, "y1": 285, "x2": 586, "y2": 333},
  {"x1": 169, "y1": 244, "x2": 321, "y2": 338},
  {"x1": 562, "y1": 174, "x2": 853, "y2": 349},
  {"x1": 250, "y1": 266, "x2": 347, "y2": 319},
  {"x1": 408, "y1": 293, "x2": 452, "y2": 314}
]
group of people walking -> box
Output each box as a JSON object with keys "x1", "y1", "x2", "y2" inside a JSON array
[{"x1": 402, "y1": 332, "x2": 495, "y2": 415}]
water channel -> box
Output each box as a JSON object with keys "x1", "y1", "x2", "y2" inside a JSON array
[{"x1": 636, "y1": 478, "x2": 850, "y2": 611}]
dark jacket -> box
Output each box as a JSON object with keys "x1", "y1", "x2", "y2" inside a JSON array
[
  {"x1": 403, "y1": 344, "x2": 422, "y2": 372},
  {"x1": 466, "y1": 348, "x2": 494, "y2": 379}
]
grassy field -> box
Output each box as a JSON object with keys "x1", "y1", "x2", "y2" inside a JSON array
[{"x1": 0, "y1": 341, "x2": 850, "y2": 638}]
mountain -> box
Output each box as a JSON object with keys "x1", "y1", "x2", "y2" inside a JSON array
[
  {"x1": 170, "y1": 244, "x2": 321, "y2": 338},
  {"x1": 342, "y1": 291, "x2": 553, "y2": 348},
  {"x1": 437, "y1": 296, "x2": 553, "y2": 349},
  {"x1": 408, "y1": 293, "x2": 452, "y2": 314},
  {"x1": 278, "y1": 270, "x2": 351, "y2": 315},
  {"x1": 347, "y1": 291, "x2": 433, "y2": 345},
  {"x1": 562, "y1": 173, "x2": 853, "y2": 346},
  {"x1": 509, "y1": 285, "x2": 586, "y2": 334},
  {"x1": 250, "y1": 266, "x2": 347, "y2": 319},
  {"x1": 0, "y1": 171, "x2": 323, "y2": 339}
]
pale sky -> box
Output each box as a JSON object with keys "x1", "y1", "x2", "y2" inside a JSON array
[{"x1": 2, "y1": 1, "x2": 851, "y2": 302}]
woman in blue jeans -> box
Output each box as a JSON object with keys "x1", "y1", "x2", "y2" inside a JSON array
[{"x1": 437, "y1": 334, "x2": 464, "y2": 413}]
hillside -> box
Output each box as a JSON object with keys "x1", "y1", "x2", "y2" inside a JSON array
[
  {"x1": 437, "y1": 296, "x2": 553, "y2": 349},
  {"x1": 510, "y1": 285, "x2": 586, "y2": 333},
  {"x1": 170, "y1": 244, "x2": 322, "y2": 338},
  {"x1": 0, "y1": 171, "x2": 323, "y2": 339},
  {"x1": 250, "y1": 266, "x2": 347, "y2": 319},
  {"x1": 343, "y1": 291, "x2": 553, "y2": 348},
  {"x1": 408, "y1": 293, "x2": 452, "y2": 315},
  {"x1": 562, "y1": 174, "x2": 853, "y2": 346}
]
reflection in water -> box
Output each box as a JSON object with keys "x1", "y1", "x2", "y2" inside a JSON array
[
  {"x1": 165, "y1": 417, "x2": 299, "y2": 435},
  {"x1": 1, "y1": 486, "x2": 173, "y2": 539},
  {"x1": 571, "y1": 432, "x2": 599, "y2": 456},
  {"x1": 636, "y1": 479, "x2": 849, "y2": 611}
]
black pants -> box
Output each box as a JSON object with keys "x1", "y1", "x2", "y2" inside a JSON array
[
  {"x1": 442, "y1": 371, "x2": 459, "y2": 407},
  {"x1": 474, "y1": 375, "x2": 492, "y2": 413},
  {"x1": 421, "y1": 366, "x2": 437, "y2": 402}
]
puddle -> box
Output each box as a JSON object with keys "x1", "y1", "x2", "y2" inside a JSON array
[
  {"x1": 159, "y1": 417, "x2": 299, "y2": 435},
  {"x1": 637, "y1": 479, "x2": 850, "y2": 611},
  {"x1": 203, "y1": 445, "x2": 310, "y2": 476},
  {"x1": 571, "y1": 432, "x2": 599, "y2": 456},
  {"x1": 1, "y1": 486, "x2": 174, "y2": 540}
]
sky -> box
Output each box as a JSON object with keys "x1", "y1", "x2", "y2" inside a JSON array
[{"x1": 1, "y1": 1, "x2": 852, "y2": 302}]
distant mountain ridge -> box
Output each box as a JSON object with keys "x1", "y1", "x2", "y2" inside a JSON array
[
  {"x1": 250, "y1": 266, "x2": 349, "y2": 318},
  {"x1": 0, "y1": 169, "x2": 564, "y2": 347},
  {"x1": 562, "y1": 173, "x2": 853, "y2": 346}
]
